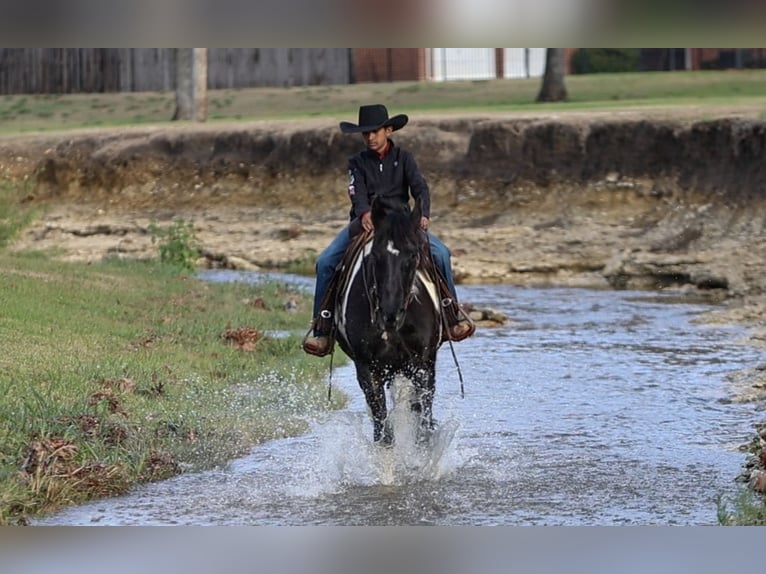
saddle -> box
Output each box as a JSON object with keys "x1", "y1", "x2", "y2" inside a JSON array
[
  {"x1": 311, "y1": 230, "x2": 472, "y2": 350},
  {"x1": 311, "y1": 230, "x2": 371, "y2": 345}
]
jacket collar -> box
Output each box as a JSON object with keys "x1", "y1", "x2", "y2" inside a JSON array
[{"x1": 366, "y1": 138, "x2": 395, "y2": 160}]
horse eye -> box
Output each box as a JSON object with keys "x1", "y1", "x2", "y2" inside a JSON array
[{"x1": 403, "y1": 255, "x2": 418, "y2": 270}]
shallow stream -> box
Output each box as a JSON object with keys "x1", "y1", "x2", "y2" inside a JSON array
[{"x1": 35, "y1": 276, "x2": 764, "y2": 525}]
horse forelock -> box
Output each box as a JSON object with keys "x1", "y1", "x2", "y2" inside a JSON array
[{"x1": 373, "y1": 208, "x2": 419, "y2": 255}]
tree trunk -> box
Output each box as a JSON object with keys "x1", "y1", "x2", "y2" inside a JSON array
[
  {"x1": 536, "y1": 48, "x2": 568, "y2": 103},
  {"x1": 193, "y1": 48, "x2": 208, "y2": 122},
  {"x1": 172, "y1": 48, "x2": 208, "y2": 122},
  {"x1": 524, "y1": 48, "x2": 530, "y2": 78},
  {"x1": 172, "y1": 48, "x2": 193, "y2": 121}
]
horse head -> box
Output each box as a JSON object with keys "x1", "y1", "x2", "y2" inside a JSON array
[{"x1": 368, "y1": 197, "x2": 424, "y2": 333}]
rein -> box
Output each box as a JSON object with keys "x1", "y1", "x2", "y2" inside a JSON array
[
  {"x1": 361, "y1": 238, "x2": 377, "y2": 325},
  {"x1": 425, "y1": 229, "x2": 466, "y2": 399}
]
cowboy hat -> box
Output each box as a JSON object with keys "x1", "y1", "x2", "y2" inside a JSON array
[{"x1": 339, "y1": 104, "x2": 408, "y2": 134}]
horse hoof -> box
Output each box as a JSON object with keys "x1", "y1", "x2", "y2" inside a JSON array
[
  {"x1": 374, "y1": 424, "x2": 395, "y2": 447},
  {"x1": 416, "y1": 420, "x2": 436, "y2": 445},
  {"x1": 417, "y1": 430, "x2": 434, "y2": 446},
  {"x1": 375, "y1": 435, "x2": 395, "y2": 448}
]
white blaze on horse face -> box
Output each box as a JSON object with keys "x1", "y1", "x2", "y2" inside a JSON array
[{"x1": 386, "y1": 240, "x2": 400, "y2": 256}]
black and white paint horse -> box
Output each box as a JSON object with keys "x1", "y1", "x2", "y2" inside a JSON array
[{"x1": 335, "y1": 197, "x2": 443, "y2": 445}]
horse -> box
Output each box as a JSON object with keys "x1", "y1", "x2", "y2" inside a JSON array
[{"x1": 334, "y1": 197, "x2": 444, "y2": 445}]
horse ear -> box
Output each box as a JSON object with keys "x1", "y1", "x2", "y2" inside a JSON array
[
  {"x1": 371, "y1": 196, "x2": 386, "y2": 229},
  {"x1": 411, "y1": 198, "x2": 423, "y2": 227}
]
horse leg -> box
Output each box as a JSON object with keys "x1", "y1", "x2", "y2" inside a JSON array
[
  {"x1": 408, "y1": 362, "x2": 436, "y2": 441},
  {"x1": 356, "y1": 365, "x2": 392, "y2": 445}
]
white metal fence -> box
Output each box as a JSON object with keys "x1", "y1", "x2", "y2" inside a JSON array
[{"x1": 426, "y1": 48, "x2": 546, "y2": 81}]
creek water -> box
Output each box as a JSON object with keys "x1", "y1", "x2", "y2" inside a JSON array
[{"x1": 35, "y1": 273, "x2": 764, "y2": 525}]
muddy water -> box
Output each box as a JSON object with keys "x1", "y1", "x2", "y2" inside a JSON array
[{"x1": 35, "y1": 276, "x2": 764, "y2": 525}]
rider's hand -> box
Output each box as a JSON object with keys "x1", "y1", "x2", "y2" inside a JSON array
[
  {"x1": 420, "y1": 216, "x2": 429, "y2": 231},
  {"x1": 361, "y1": 210, "x2": 374, "y2": 232}
]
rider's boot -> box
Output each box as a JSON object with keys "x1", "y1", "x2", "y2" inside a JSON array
[
  {"x1": 437, "y1": 281, "x2": 475, "y2": 342},
  {"x1": 303, "y1": 333, "x2": 332, "y2": 356},
  {"x1": 448, "y1": 315, "x2": 475, "y2": 341}
]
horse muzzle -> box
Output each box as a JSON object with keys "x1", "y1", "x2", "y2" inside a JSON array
[{"x1": 376, "y1": 308, "x2": 406, "y2": 333}]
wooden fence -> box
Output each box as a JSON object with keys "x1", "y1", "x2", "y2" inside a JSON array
[{"x1": 0, "y1": 48, "x2": 352, "y2": 95}]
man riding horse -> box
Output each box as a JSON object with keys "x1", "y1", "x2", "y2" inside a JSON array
[{"x1": 303, "y1": 104, "x2": 475, "y2": 357}]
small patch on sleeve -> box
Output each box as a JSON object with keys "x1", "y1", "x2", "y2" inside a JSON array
[{"x1": 347, "y1": 170, "x2": 356, "y2": 196}]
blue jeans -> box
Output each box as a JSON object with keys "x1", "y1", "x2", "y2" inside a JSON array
[{"x1": 312, "y1": 225, "x2": 458, "y2": 333}]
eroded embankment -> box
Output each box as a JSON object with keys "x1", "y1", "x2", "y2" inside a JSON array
[
  {"x1": 2, "y1": 116, "x2": 765, "y2": 210},
  {"x1": 3, "y1": 115, "x2": 766, "y2": 294}
]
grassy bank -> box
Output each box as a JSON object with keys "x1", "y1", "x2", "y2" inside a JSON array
[
  {"x1": 0, "y1": 69, "x2": 765, "y2": 133},
  {"x1": 0, "y1": 186, "x2": 342, "y2": 524}
]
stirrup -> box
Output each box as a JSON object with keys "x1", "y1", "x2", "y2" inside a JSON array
[
  {"x1": 302, "y1": 313, "x2": 334, "y2": 357},
  {"x1": 448, "y1": 319, "x2": 475, "y2": 342},
  {"x1": 303, "y1": 335, "x2": 332, "y2": 357}
]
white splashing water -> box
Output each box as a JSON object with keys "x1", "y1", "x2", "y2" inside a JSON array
[{"x1": 280, "y1": 374, "x2": 469, "y2": 498}]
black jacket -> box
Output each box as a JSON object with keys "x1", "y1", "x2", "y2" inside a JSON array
[{"x1": 346, "y1": 139, "x2": 431, "y2": 226}]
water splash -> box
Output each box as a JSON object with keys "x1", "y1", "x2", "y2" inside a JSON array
[{"x1": 284, "y1": 378, "x2": 466, "y2": 498}]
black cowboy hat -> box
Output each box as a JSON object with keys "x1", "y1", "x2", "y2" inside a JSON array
[{"x1": 339, "y1": 104, "x2": 408, "y2": 134}]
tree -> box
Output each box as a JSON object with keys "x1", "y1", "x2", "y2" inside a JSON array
[
  {"x1": 172, "y1": 48, "x2": 207, "y2": 122},
  {"x1": 536, "y1": 48, "x2": 568, "y2": 103}
]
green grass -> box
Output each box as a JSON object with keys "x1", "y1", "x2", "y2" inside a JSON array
[
  {"x1": 0, "y1": 181, "x2": 38, "y2": 248},
  {"x1": 0, "y1": 69, "x2": 765, "y2": 134},
  {"x1": 718, "y1": 490, "x2": 766, "y2": 525},
  {"x1": 0, "y1": 245, "x2": 345, "y2": 524}
]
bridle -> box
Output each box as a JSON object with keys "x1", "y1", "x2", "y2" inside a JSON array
[{"x1": 363, "y1": 233, "x2": 420, "y2": 329}]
